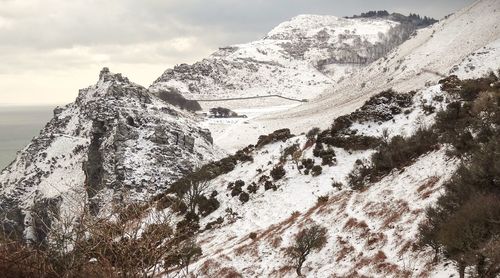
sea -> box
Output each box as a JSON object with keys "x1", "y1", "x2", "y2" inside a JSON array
[{"x1": 0, "y1": 106, "x2": 55, "y2": 171}]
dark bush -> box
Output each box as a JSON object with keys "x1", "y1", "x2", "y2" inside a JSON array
[
  {"x1": 258, "y1": 175, "x2": 269, "y2": 183},
  {"x1": 313, "y1": 142, "x2": 324, "y2": 157},
  {"x1": 234, "y1": 149, "x2": 253, "y2": 163},
  {"x1": 306, "y1": 127, "x2": 321, "y2": 139},
  {"x1": 210, "y1": 190, "x2": 218, "y2": 198},
  {"x1": 231, "y1": 186, "x2": 243, "y2": 197},
  {"x1": 433, "y1": 95, "x2": 444, "y2": 102},
  {"x1": 256, "y1": 129, "x2": 294, "y2": 148},
  {"x1": 197, "y1": 196, "x2": 220, "y2": 217},
  {"x1": 234, "y1": 180, "x2": 245, "y2": 188},
  {"x1": 314, "y1": 144, "x2": 336, "y2": 163},
  {"x1": 433, "y1": 93, "x2": 500, "y2": 155},
  {"x1": 418, "y1": 73, "x2": 500, "y2": 278},
  {"x1": 230, "y1": 181, "x2": 244, "y2": 197},
  {"x1": 264, "y1": 181, "x2": 277, "y2": 191},
  {"x1": 270, "y1": 165, "x2": 286, "y2": 181},
  {"x1": 157, "y1": 88, "x2": 202, "y2": 111},
  {"x1": 311, "y1": 165, "x2": 323, "y2": 177},
  {"x1": 370, "y1": 128, "x2": 439, "y2": 178},
  {"x1": 317, "y1": 195, "x2": 329, "y2": 204},
  {"x1": 322, "y1": 135, "x2": 382, "y2": 150},
  {"x1": 347, "y1": 161, "x2": 373, "y2": 190},
  {"x1": 209, "y1": 107, "x2": 238, "y2": 118},
  {"x1": 321, "y1": 155, "x2": 335, "y2": 166},
  {"x1": 422, "y1": 104, "x2": 436, "y2": 115},
  {"x1": 321, "y1": 90, "x2": 415, "y2": 144},
  {"x1": 330, "y1": 115, "x2": 353, "y2": 134},
  {"x1": 239, "y1": 192, "x2": 250, "y2": 203},
  {"x1": 439, "y1": 75, "x2": 461, "y2": 93},
  {"x1": 458, "y1": 78, "x2": 492, "y2": 101},
  {"x1": 420, "y1": 139, "x2": 500, "y2": 277},
  {"x1": 332, "y1": 182, "x2": 343, "y2": 190},
  {"x1": 247, "y1": 183, "x2": 259, "y2": 194},
  {"x1": 318, "y1": 146, "x2": 336, "y2": 166},
  {"x1": 176, "y1": 218, "x2": 200, "y2": 238},
  {"x1": 167, "y1": 156, "x2": 238, "y2": 196},
  {"x1": 205, "y1": 217, "x2": 224, "y2": 230},
  {"x1": 185, "y1": 211, "x2": 200, "y2": 223},
  {"x1": 249, "y1": 232, "x2": 258, "y2": 240},
  {"x1": 348, "y1": 89, "x2": 413, "y2": 123},
  {"x1": 301, "y1": 159, "x2": 315, "y2": 170}
]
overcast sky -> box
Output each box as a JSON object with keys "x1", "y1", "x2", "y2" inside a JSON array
[{"x1": 0, "y1": 0, "x2": 474, "y2": 106}]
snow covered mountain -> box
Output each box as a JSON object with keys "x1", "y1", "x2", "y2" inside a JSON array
[
  {"x1": 151, "y1": 14, "x2": 423, "y2": 101},
  {"x1": 143, "y1": 1, "x2": 500, "y2": 277},
  {"x1": 173, "y1": 86, "x2": 461, "y2": 277},
  {"x1": 217, "y1": 0, "x2": 500, "y2": 152},
  {"x1": 0, "y1": 68, "x2": 219, "y2": 242}
]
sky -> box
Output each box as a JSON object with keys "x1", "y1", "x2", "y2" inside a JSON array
[{"x1": 0, "y1": 0, "x2": 475, "y2": 106}]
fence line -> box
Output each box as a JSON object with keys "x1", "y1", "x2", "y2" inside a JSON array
[{"x1": 193, "y1": 95, "x2": 308, "y2": 103}]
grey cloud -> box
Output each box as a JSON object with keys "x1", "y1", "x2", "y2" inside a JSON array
[{"x1": 0, "y1": 0, "x2": 475, "y2": 49}]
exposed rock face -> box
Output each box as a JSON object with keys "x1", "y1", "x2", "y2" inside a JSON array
[{"x1": 0, "y1": 68, "x2": 219, "y2": 241}]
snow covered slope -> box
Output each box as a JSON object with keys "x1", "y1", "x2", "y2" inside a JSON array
[
  {"x1": 219, "y1": 0, "x2": 500, "y2": 152},
  {"x1": 0, "y1": 68, "x2": 220, "y2": 242},
  {"x1": 192, "y1": 150, "x2": 458, "y2": 277},
  {"x1": 155, "y1": 82, "x2": 462, "y2": 277},
  {"x1": 151, "y1": 15, "x2": 404, "y2": 101}
]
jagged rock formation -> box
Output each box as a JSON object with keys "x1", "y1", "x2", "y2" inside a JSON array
[
  {"x1": 151, "y1": 14, "x2": 430, "y2": 101},
  {"x1": 0, "y1": 68, "x2": 219, "y2": 242}
]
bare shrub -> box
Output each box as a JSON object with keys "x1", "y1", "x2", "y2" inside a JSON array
[{"x1": 285, "y1": 225, "x2": 328, "y2": 276}]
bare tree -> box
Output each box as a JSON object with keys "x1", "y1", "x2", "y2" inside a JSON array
[
  {"x1": 292, "y1": 150, "x2": 303, "y2": 174},
  {"x1": 178, "y1": 240, "x2": 202, "y2": 275},
  {"x1": 286, "y1": 225, "x2": 328, "y2": 276},
  {"x1": 0, "y1": 194, "x2": 194, "y2": 278},
  {"x1": 183, "y1": 179, "x2": 210, "y2": 215}
]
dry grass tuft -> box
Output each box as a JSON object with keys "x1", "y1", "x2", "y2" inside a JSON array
[{"x1": 417, "y1": 176, "x2": 440, "y2": 199}]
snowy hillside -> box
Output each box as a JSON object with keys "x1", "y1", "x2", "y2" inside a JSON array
[
  {"x1": 215, "y1": 0, "x2": 500, "y2": 152},
  {"x1": 151, "y1": 79, "x2": 468, "y2": 277},
  {"x1": 0, "y1": 68, "x2": 220, "y2": 242},
  {"x1": 151, "y1": 15, "x2": 410, "y2": 101},
  {"x1": 192, "y1": 150, "x2": 458, "y2": 277},
  {"x1": 1, "y1": 2, "x2": 499, "y2": 278}
]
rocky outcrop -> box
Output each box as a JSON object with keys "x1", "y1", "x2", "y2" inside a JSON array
[{"x1": 0, "y1": 68, "x2": 220, "y2": 241}]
